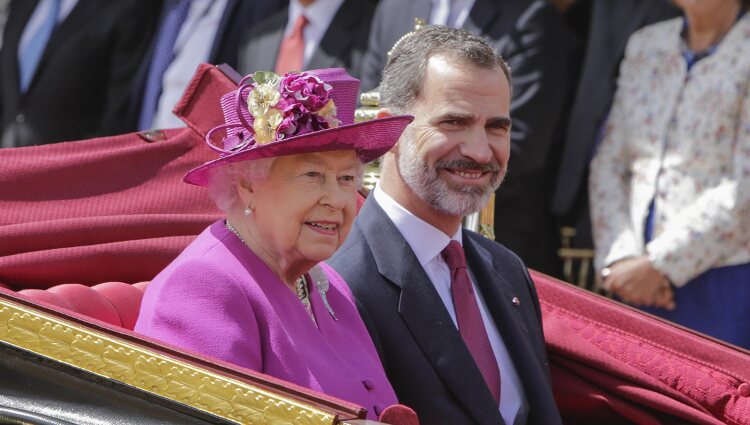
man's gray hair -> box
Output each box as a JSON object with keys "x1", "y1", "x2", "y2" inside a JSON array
[{"x1": 380, "y1": 25, "x2": 511, "y2": 114}]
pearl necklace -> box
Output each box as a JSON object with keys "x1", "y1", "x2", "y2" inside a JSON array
[
  {"x1": 225, "y1": 220, "x2": 249, "y2": 247},
  {"x1": 225, "y1": 220, "x2": 318, "y2": 323}
]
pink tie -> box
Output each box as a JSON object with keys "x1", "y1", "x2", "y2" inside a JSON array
[
  {"x1": 275, "y1": 14, "x2": 308, "y2": 75},
  {"x1": 442, "y1": 240, "x2": 501, "y2": 405}
]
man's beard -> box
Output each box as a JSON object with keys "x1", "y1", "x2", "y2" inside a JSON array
[{"x1": 397, "y1": 134, "x2": 505, "y2": 217}]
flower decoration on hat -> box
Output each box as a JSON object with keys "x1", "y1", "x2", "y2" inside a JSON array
[{"x1": 214, "y1": 70, "x2": 341, "y2": 150}]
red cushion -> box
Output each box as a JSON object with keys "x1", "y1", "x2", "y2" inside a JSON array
[
  {"x1": 17, "y1": 288, "x2": 75, "y2": 311},
  {"x1": 133, "y1": 281, "x2": 150, "y2": 292},
  {"x1": 18, "y1": 282, "x2": 149, "y2": 330},
  {"x1": 47, "y1": 284, "x2": 122, "y2": 327},
  {"x1": 93, "y1": 282, "x2": 146, "y2": 330}
]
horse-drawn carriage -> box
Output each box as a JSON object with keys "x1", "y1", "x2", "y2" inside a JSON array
[{"x1": 1, "y1": 64, "x2": 748, "y2": 424}]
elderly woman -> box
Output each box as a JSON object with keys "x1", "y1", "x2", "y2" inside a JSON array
[
  {"x1": 135, "y1": 68, "x2": 412, "y2": 418},
  {"x1": 590, "y1": 0, "x2": 750, "y2": 348}
]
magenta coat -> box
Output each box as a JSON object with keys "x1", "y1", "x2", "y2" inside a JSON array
[{"x1": 135, "y1": 220, "x2": 397, "y2": 419}]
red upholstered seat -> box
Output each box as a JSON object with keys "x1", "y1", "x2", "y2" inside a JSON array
[
  {"x1": 93, "y1": 282, "x2": 148, "y2": 330},
  {"x1": 532, "y1": 271, "x2": 750, "y2": 425},
  {"x1": 3, "y1": 65, "x2": 749, "y2": 425},
  {"x1": 18, "y1": 281, "x2": 149, "y2": 330}
]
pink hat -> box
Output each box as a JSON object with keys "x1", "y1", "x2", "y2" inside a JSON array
[{"x1": 184, "y1": 68, "x2": 412, "y2": 186}]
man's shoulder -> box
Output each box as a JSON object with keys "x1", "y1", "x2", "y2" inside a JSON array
[
  {"x1": 328, "y1": 223, "x2": 376, "y2": 280},
  {"x1": 464, "y1": 229, "x2": 525, "y2": 267}
]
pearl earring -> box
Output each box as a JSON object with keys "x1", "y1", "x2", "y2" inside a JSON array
[{"x1": 243, "y1": 207, "x2": 253, "y2": 216}]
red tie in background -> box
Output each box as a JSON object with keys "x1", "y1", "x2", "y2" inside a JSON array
[
  {"x1": 275, "y1": 14, "x2": 309, "y2": 75},
  {"x1": 442, "y1": 240, "x2": 501, "y2": 405}
]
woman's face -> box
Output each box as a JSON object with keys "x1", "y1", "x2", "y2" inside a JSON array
[{"x1": 247, "y1": 150, "x2": 361, "y2": 270}]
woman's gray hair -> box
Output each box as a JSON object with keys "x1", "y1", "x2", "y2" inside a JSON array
[
  {"x1": 380, "y1": 25, "x2": 511, "y2": 114},
  {"x1": 207, "y1": 158, "x2": 275, "y2": 213}
]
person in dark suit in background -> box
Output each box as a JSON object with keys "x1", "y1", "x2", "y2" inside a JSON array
[
  {"x1": 0, "y1": 0, "x2": 10, "y2": 50},
  {"x1": 359, "y1": 0, "x2": 573, "y2": 277},
  {"x1": 551, "y1": 0, "x2": 680, "y2": 286},
  {"x1": 328, "y1": 26, "x2": 561, "y2": 425},
  {"x1": 0, "y1": 0, "x2": 160, "y2": 148},
  {"x1": 238, "y1": 0, "x2": 374, "y2": 79},
  {"x1": 131, "y1": 0, "x2": 287, "y2": 132}
]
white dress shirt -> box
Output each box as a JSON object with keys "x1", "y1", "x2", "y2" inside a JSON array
[
  {"x1": 430, "y1": 0, "x2": 476, "y2": 28},
  {"x1": 373, "y1": 184, "x2": 526, "y2": 425},
  {"x1": 152, "y1": 0, "x2": 228, "y2": 130},
  {"x1": 284, "y1": 0, "x2": 345, "y2": 67}
]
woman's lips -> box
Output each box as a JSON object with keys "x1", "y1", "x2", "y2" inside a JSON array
[{"x1": 304, "y1": 221, "x2": 339, "y2": 235}]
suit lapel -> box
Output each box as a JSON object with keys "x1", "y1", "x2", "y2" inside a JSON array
[
  {"x1": 243, "y1": 11, "x2": 286, "y2": 73},
  {"x1": 463, "y1": 233, "x2": 533, "y2": 352},
  {"x1": 43, "y1": 0, "x2": 96, "y2": 53},
  {"x1": 208, "y1": 0, "x2": 239, "y2": 63},
  {"x1": 26, "y1": 0, "x2": 98, "y2": 94},
  {"x1": 357, "y1": 197, "x2": 504, "y2": 425},
  {"x1": 2, "y1": 0, "x2": 38, "y2": 104},
  {"x1": 307, "y1": 0, "x2": 360, "y2": 70}
]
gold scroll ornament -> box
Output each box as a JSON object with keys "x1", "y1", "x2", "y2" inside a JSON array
[{"x1": 0, "y1": 297, "x2": 341, "y2": 425}]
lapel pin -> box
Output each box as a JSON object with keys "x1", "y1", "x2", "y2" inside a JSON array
[{"x1": 512, "y1": 297, "x2": 520, "y2": 306}]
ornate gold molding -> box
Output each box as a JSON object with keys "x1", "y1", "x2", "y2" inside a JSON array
[{"x1": 0, "y1": 298, "x2": 339, "y2": 425}]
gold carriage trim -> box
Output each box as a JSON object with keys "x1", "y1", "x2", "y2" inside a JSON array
[{"x1": 0, "y1": 298, "x2": 338, "y2": 425}]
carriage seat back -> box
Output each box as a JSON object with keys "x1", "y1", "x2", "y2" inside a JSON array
[{"x1": 17, "y1": 281, "x2": 149, "y2": 330}]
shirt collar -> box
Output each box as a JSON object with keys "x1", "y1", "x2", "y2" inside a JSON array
[
  {"x1": 287, "y1": 0, "x2": 345, "y2": 36},
  {"x1": 373, "y1": 184, "x2": 463, "y2": 268}
]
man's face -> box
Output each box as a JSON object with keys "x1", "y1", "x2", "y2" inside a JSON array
[{"x1": 397, "y1": 54, "x2": 511, "y2": 217}]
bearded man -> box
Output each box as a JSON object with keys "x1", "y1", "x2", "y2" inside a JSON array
[{"x1": 327, "y1": 26, "x2": 561, "y2": 425}]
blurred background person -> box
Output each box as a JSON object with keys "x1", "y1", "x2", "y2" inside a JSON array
[
  {"x1": 590, "y1": 0, "x2": 750, "y2": 348},
  {"x1": 237, "y1": 0, "x2": 373, "y2": 79},
  {"x1": 551, "y1": 0, "x2": 679, "y2": 288},
  {"x1": 0, "y1": 0, "x2": 160, "y2": 148},
  {"x1": 131, "y1": 0, "x2": 287, "y2": 132},
  {"x1": 357, "y1": 0, "x2": 573, "y2": 278}
]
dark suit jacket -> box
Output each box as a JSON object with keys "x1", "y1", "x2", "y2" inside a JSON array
[
  {"x1": 328, "y1": 196, "x2": 562, "y2": 425},
  {"x1": 125, "y1": 0, "x2": 288, "y2": 132},
  {"x1": 0, "y1": 0, "x2": 160, "y2": 148},
  {"x1": 359, "y1": 0, "x2": 572, "y2": 276},
  {"x1": 551, "y1": 0, "x2": 680, "y2": 249},
  {"x1": 237, "y1": 0, "x2": 373, "y2": 79}
]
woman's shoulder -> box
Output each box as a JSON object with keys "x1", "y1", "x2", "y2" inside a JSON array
[
  {"x1": 148, "y1": 226, "x2": 250, "y2": 297},
  {"x1": 163, "y1": 221, "x2": 242, "y2": 267},
  {"x1": 632, "y1": 17, "x2": 683, "y2": 42},
  {"x1": 626, "y1": 17, "x2": 683, "y2": 55}
]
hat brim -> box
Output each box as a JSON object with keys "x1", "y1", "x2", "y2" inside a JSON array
[{"x1": 183, "y1": 115, "x2": 413, "y2": 186}]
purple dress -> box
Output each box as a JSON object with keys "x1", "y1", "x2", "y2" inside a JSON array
[{"x1": 135, "y1": 220, "x2": 397, "y2": 419}]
